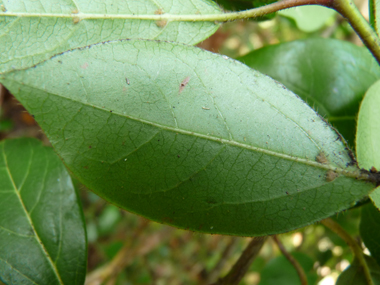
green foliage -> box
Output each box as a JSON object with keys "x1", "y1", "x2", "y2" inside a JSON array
[
  {"x1": 1, "y1": 38, "x2": 375, "y2": 236},
  {"x1": 361, "y1": 203, "x2": 380, "y2": 265},
  {"x1": 1, "y1": 0, "x2": 380, "y2": 283},
  {"x1": 260, "y1": 252, "x2": 318, "y2": 285},
  {"x1": 278, "y1": 6, "x2": 336, "y2": 32},
  {"x1": 356, "y1": 79, "x2": 380, "y2": 208},
  {"x1": 0, "y1": 0, "x2": 221, "y2": 73},
  {"x1": 0, "y1": 138, "x2": 86, "y2": 285},
  {"x1": 336, "y1": 255, "x2": 380, "y2": 284},
  {"x1": 238, "y1": 38, "x2": 380, "y2": 146}
]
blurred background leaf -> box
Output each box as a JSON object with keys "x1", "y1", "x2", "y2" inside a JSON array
[
  {"x1": 360, "y1": 203, "x2": 380, "y2": 266},
  {"x1": 336, "y1": 255, "x2": 380, "y2": 284},
  {"x1": 0, "y1": 138, "x2": 87, "y2": 285},
  {"x1": 278, "y1": 6, "x2": 336, "y2": 32},
  {"x1": 238, "y1": 38, "x2": 380, "y2": 147}
]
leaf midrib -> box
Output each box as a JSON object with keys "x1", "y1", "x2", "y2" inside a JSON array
[
  {"x1": 4, "y1": 77, "x2": 363, "y2": 179},
  {"x1": 0, "y1": 11, "x2": 222, "y2": 21},
  {"x1": 1, "y1": 142, "x2": 64, "y2": 285}
]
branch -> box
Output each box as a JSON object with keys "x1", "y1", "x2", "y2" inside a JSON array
[
  {"x1": 212, "y1": 236, "x2": 267, "y2": 285},
  {"x1": 321, "y1": 218, "x2": 374, "y2": 285},
  {"x1": 201, "y1": 237, "x2": 240, "y2": 284},
  {"x1": 85, "y1": 220, "x2": 174, "y2": 285},
  {"x1": 272, "y1": 235, "x2": 308, "y2": 285},
  {"x1": 331, "y1": 0, "x2": 380, "y2": 64}
]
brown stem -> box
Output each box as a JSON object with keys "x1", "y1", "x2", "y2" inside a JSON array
[
  {"x1": 321, "y1": 218, "x2": 374, "y2": 285},
  {"x1": 273, "y1": 235, "x2": 308, "y2": 285},
  {"x1": 202, "y1": 237, "x2": 240, "y2": 284},
  {"x1": 330, "y1": 0, "x2": 380, "y2": 65},
  {"x1": 212, "y1": 236, "x2": 267, "y2": 285},
  {"x1": 85, "y1": 219, "x2": 174, "y2": 285}
]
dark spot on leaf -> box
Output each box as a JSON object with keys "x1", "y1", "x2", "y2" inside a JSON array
[
  {"x1": 156, "y1": 20, "x2": 167, "y2": 28},
  {"x1": 89, "y1": 146, "x2": 92, "y2": 148},
  {"x1": 326, "y1": 170, "x2": 338, "y2": 182},
  {"x1": 179, "y1": 76, "x2": 190, "y2": 94},
  {"x1": 316, "y1": 152, "x2": 328, "y2": 164},
  {"x1": 73, "y1": 16, "x2": 80, "y2": 24}
]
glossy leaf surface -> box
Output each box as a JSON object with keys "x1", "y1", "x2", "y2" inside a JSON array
[
  {"x1": 0, "y1": 39, "x2": 375, "y2": 236},
  {"x1": 0, "y1": 0, "x2": 221, "y2": 73},
  {"x1": 0, "y1": 138, "x2": 86, "y2": 285},
  {"x1": 336, "y1": 255, "x2": 380, "y2": 285},
  {"x1": 238, "y1": 38, "x2": 380, "y2": 146},
  {"x1": 360, "y1": 203, "x2": 380, "y2": 266},
  {"x1": 279, "y1": 6, "x2": 336, "y2": 32},
  {"x1": 356, "y1": 79, "x2": 380, "y2": 209}
]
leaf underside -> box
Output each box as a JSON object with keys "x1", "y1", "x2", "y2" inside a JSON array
[
  {"x1": 0, "y1": 0, "x2": 221, "y2": 73},
  {"x1": 0, "y1": 138, "x2": 86, "y2": 285},
  {"x1": 0, "y1": 39, "x2": 375, "y2": 236}
]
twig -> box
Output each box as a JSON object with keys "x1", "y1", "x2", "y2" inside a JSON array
[
  {"x1": 321, "y1": 218, "x2": 374, "y2": 285},
  {"x1": 272, "y1": 235, "x2": 308, "y2": 285},
  {"x1": 212, "y1": 236, "x2": 267, "y2": 285},
  {"x1": 85, "y1": 219, "x2": 174, "y2": 285},
  {"x1": 202, "y1": 237, "x2": 240, "y2": 284},
  {"x1": 330, "y1": 0, "x2": 380, "y2": 64},
  {"x1": 0, "y1": 84, "x2": 5, "y2": 107}
]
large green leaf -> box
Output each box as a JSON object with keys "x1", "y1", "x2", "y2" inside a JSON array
[
  {"x1": 336, "y1": 255, "x2": 380, "y2": 285},
  {"x1": 238, "y1": 38, "x2": 380, "y2": 146},
  {"x1": 0, "y1": 39, "x2": 376, "y2": 236},
  {"x1": 360, "y1": 203, "x2": 380, "y2": 266},
  {"x1": 356, "y1": 79, "x2": 380, "y2": 209},
  {"x1": 0, "y1": 138, "x2": 86, "y2": 284},
  {"x1": 0, "y1": 0, "x2": 221, "y2": 73}
]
